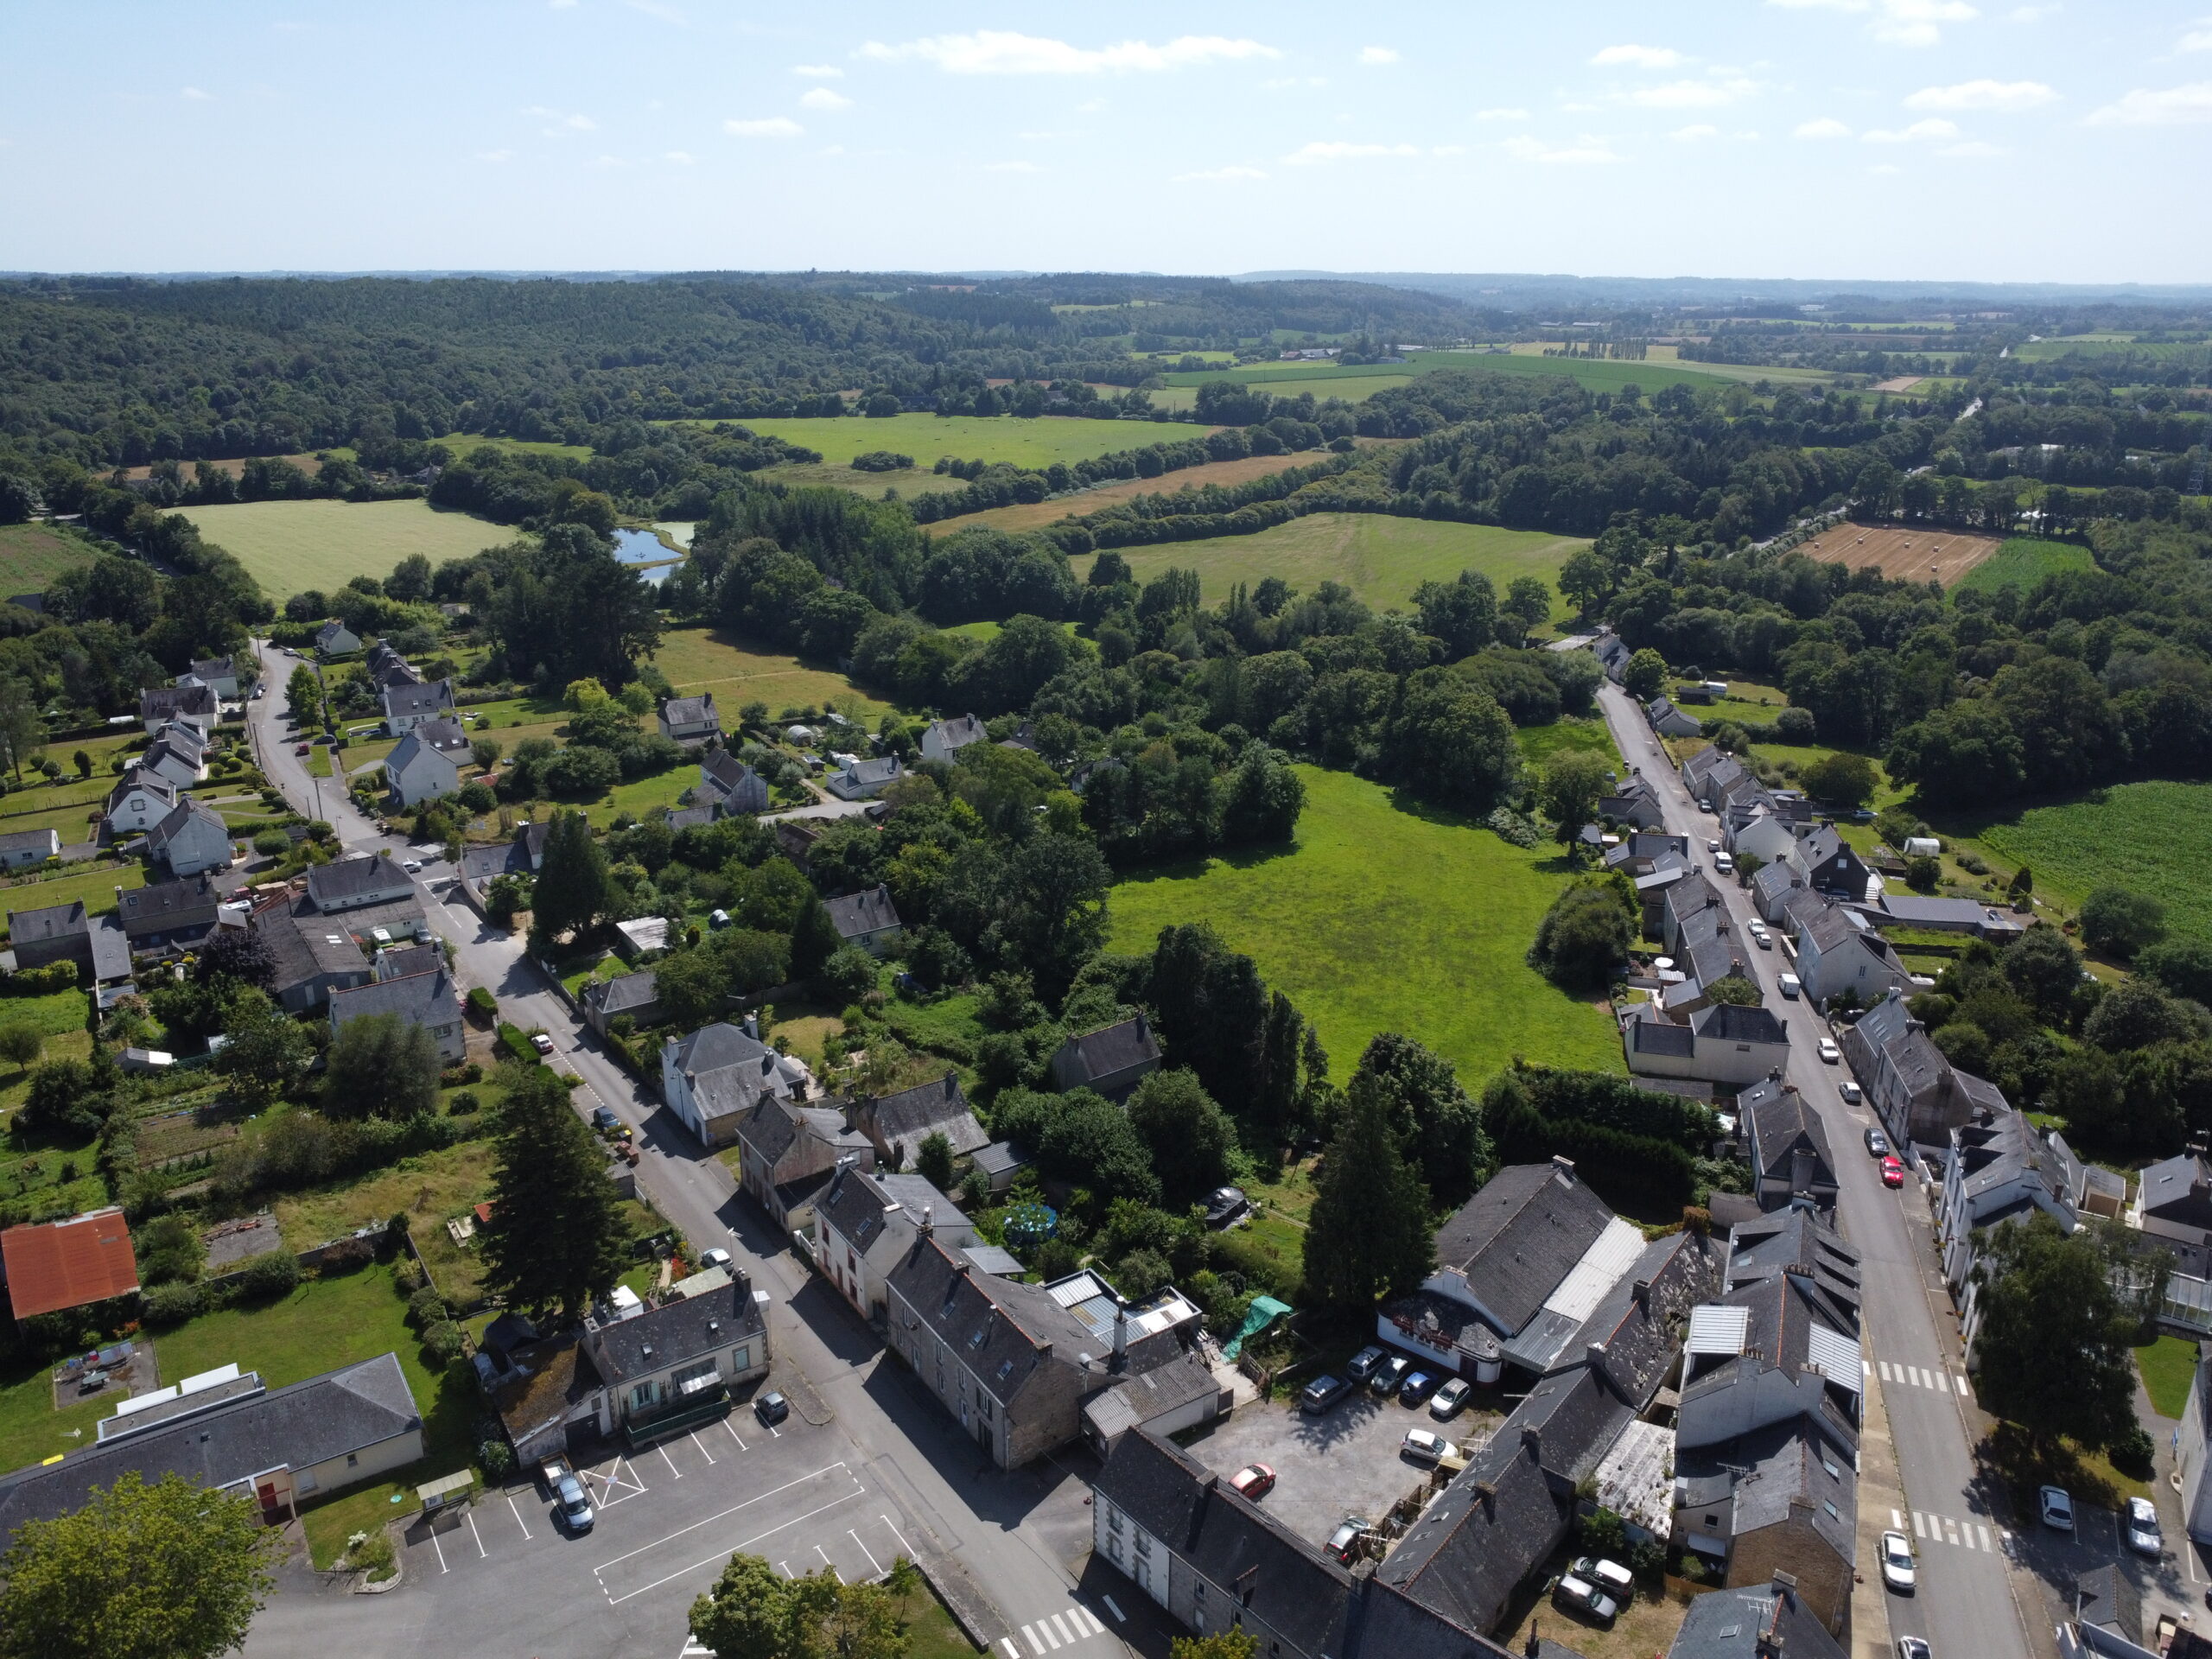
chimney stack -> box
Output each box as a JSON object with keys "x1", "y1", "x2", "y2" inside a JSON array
[
  {"x1": 1112, "y1": 1304, "x2": 1128, "y2": 1367},
  {"x1": 1632, "y1": 1278, "x2": 1651, "y2": 1311},
  {"x1": 918, "y1": 1205, "x2": 934, "y2": 1239},
  {"x1": 1552, "y1": 1155, "x2": 1577, "y2": 1185}
]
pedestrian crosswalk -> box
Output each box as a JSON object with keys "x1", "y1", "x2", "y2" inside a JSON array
[
  {"x1": 1896, "y1": 1507, "x2": 1997, "y2": 1553},
  {"x1": 1874, "y1": 1358, "x2": 1970, "y2": 1397},
  {"x1": 1002, "y1": 1605, "x2": 1110, "y2": 1658}
]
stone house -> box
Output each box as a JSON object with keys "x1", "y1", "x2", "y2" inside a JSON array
[
  {"x1": 1048, "y1": 1015, "x2": 1161, "y2": 1101},
  {"x1": 138, "y1": 682, "x2": 219, "y2": 738},
  {"x1": 315, "y1": 620, "x2": 362, "y2": 658},
  {"x1": 920, "y1": 714, "x2": 986, "y2": 762},
  {"x1": 696, "y1": 749, "x2": 770, "y2": 815},
  {"x1": 385, "y1": 727, "x2": 461, "y2": 806},
  {"x1": 658, "y1": 694, "x2": 720, "y2": 745},
  {"x1": 380, "y1": 677, "x2": 456, "y2": 735},
  {"x1": 660, "y1": 1021, "x2": 813, "y2": 1151},
  {"x1": 847, "y1": 1073, "x2": 989, "y2": 1172},
  {"x1": 814, "y1": 1165, "x2": 976, "y2": 1323},
  {"x1": 328, "y1": 963, "x2": 465, "y2": 1063},
  {"x1": 579, "y1": 1276, "x2": 770, "y2": 1449},
  {"x1": 826, "y1": 884, "x2": 903, "y2": 954}
]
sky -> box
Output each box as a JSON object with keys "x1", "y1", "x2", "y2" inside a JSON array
[{"x1": 4, "y1": 2, "x2": 2211, "y2": 283}]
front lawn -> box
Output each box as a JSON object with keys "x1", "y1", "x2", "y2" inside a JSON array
[
  {"x1": 2137, "y1": 1335, "x2": 2197, "y2": 1421},
  {"x1": 1108, "y1": 766, "x2": 1620, "y2": 1090}
]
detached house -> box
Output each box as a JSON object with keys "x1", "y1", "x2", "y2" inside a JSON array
[
  {"x1": 661, "y1": 1021, "x2": 814, "y2": 1152},
  {"x1": 252, "y1": 896, "x2": 374, "y2": 1013},
  {"x1": 1793, "y1": 824, "x2": 1871, "y2": 900},
  {"x1": 385, "y1": 726, "x2": 461, "y2": 806},
  {"x1": 0, "y1": 829, "x2": 58, "y2": 871},
  {"x1": 658, "y1": 695, "x2": 720, "y2": 745},
  {"x1": 315, "y1": 620, "x2": 362, "y2": 658},
  {"x1": 179, "y1": 656, "x2": 244, "y2": 700},
  {"x1": 145, "y1": 798, "x2": 233, "y2": 879},
  {"x1": 381, "y1": 677, "x2": 456, "y2": 735},
  {"x1": 825, "y1": 755, "x2": 902, "y2": 801},
  {"x1": 1938, "y1": 1106, "x2": 2088, "y2": 1350},
  {"x1": 848, "y1": 1073, "x2": 988, "y2": 1171},
  {"x1": 815, "y1": 1165, "x2": 977, "y2": 1322},
  {"x1": 104, "y1": 771, "x2": 179, "y2": 837},
  {"x1": 696, "y1": 749, "x2": 770, "y2": 816},
  {"x1": 1647, "y1": 696, "x2": 1703, "y2": 739},
  {"x1": 1598, "y1": 771, "x2": 1667, "y2": 831},
  {"x1": 138, "y1": 682, "x2": 219, "y2": 738},
  {"x1": 826, "y1": 885, "x2": 903, "y2": 955},
  {"x1": 919, "y1": 714, "x2": 986, "y2": 762},
  {"x1": 306, "y1": 854, "x2": 415, "y2": 916},
  {"x1": 329, "y1": 964, "x2": 465, "y2": 1063},
  {"x1": 117, "y1": 873, "x2": 224, "y2": 952},
  {"x1": 1048, "y1": 1016, "x2": 1161, "y2": 1102}
]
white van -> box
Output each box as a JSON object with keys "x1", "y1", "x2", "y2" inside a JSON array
[
  {"x1": 1778, "y1": 973, "x2": 1802, "y2": 1000},
  {"x1": 1713, "y1": 851, "x2": 1734, "y2": 874}
]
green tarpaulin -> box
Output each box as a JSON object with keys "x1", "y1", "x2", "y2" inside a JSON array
[{"x1": 1222, "y1": 1295, "x2": 1293, "y2": 1359}]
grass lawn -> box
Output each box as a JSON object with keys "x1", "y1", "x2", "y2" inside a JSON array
[
  {"x1": 0, "y1": 1363, "x2": 116, "y2": 1476},
  {"x1": 754, "y1": 461, "x2": 973, "y2": 500},
  {"x1": 273, "y1": 1140, "x2": 499, "y2": 1313},
  {"x1": 0, "y1": 522, "x2": 98, "y2": 594},
  {"x1": 1955, "y1": 782, "x2": 2212, "y2": 944},
  {"x1": 2137, "y1": 1334, "x2": 2197, "y2": 1421},
  {"x1": 176, "y1": 499, "x2": 516, "y2": 599},
  {"x1": 895, "y1": 1581, "x2": 982, "y2": 1659},
  {"x1": 1953, "y1": 537, "x2": 2096, "y2": 597},
  {"x1": 674, "y1": 414, "x2": 1181, "y2": 473},
  {"x1": 651, "y1": 626, "x2": 893, "y2": 720},
  {"x1": 1516, "y1": 718, "x2": 1622, "y2": 770},
  {"x1": 1109, "y1": 767, "x2": 1619, "y2": 1090},
  {"x1": 1093, "y1": 514, "x2": 1585, "y2": 618},
  {"x1": 0, "y1": 861, "x2": 145, "y2": 940}
]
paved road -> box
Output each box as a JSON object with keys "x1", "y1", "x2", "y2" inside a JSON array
[
  {"x1": 241, "y1": 642, "x2": 1132, "y2": 1659},
  {"x1": 1595, "y1": 682, "x2": 2037, "y2": 1659}
]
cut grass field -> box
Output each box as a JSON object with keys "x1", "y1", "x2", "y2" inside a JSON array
[
  {"x1": 0, "y1": 861, "x2": 146, "y2": 941},
  {"x1": 754, "y1": 460, "x2": 972, "y2": 499},
  {"x1": 673, "y1": 413, "x2": 1188, "y2": 472},
  {"x1": 652, "y1": 626, "x2": 893, "y2": 721},
  {"x1": 2137, "y1": 1334, "x2": 2198, "y2": 1421},
  {"x1": 1961, "y1": 782, "x2": 2212, "y2": 946},
  {"x1": 1796, "y1": 521, "x2": 2003, "y2": 587},
  {"x1": 0, "y1": 522, "x2": 98, "y2": 594},
  {"x1": 1092, "y1": 513, "x2": 1585, "y2": 618},
  {"x1": 1952, "y1": 536, "x2": 2096, "y2": 595},
  {"x1": 176, "y1": 499, "x2": 516, "y2": 598},
  {"x1": 940, "y1": 452, "x2": 1363, "y2": 538},
  {"x1": 1516, "y1": 717, "x2": 1622, "y2": 770},
  {"x1": 1108, "y1": 767, "x2": 1620, "y2": 1089},
  {"x1": 275, "y1": 1141, "x2": 499, "y2": 1312}
]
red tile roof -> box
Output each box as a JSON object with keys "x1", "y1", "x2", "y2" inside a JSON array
[{"x1": 2, "y1": 1210, "x2": 142, "y2": 1319}]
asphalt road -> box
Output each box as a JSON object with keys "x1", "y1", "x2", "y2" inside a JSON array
[
  {"x1": 1594, "y1": 681, "x2": 2037, "y2": 1659},
  {"x1": 240, "y1": 643, "x2": 1133, "y2": 1659}
]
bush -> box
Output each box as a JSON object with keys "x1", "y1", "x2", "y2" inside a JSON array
[
  {"x1": 422, "y1": 1319, "x2": 467, "y2": 1367},
  {"x1": 1905, "y1": 855, "x2": 1941, "y2": 893},
  {"x1": 2080, "y1": 887, "x2": 2167, "y2": 960},
  {"x1": 2110, "y1": 1421, "x2": 2157, "y2": 1478},
  {"x1": 448, "y1": 1090, "x2": 479, "y2": 1115},
  {"x1": 407, "y1": 1286, "x2": 448, "y2": 1329},
  {"x1": 3, "y1": 961, "x2": 79, "y2": 997},
  {"x1": 1774, "y1": 706, "x2": 1816, "y2": 742},
  {"x1": 233, "y1": 1249, "x2": 301, "y2": 1301},
  {"x1": 251, "y1": 828, "x2": 292, "y2": 855},
  {"x1": 851, "y1": 451, "x2": 914, "y2": 473},
  {"x1": 817, "y1": 944, "x2": 880, "y2": 1007},
  {"x1": 478, "y1": 1439, "x2": 515, "y2": 1481},
  {"x1": 143, "y1": 1281, "x2": 207, "y2": 1326}
]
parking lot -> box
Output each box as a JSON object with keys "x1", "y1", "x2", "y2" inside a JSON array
[
  {"x1": 386, "y1": 1402, "x2": 923, "y2": 1653},
  {"x1": 1180, "y1": 1376, "x2": 1501, "y2": 1549},
  {"x1": 2006, "y1": 1491, "x2": 2208, "y2": 1646}
]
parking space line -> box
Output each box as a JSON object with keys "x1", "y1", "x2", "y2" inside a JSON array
[
  {"x1": 601, "y1": 1490, "x2": 869, "y2": 1605},
  {"x1": 881, "y1": 1513, "x2": 915, "y2": 1559},
  {"x1": 691, "y1": 1430, "x2": 717, "y2": 1466},
  {"x1": 468, "y1": 1508, "x2": 487, "y2": 1559},
  {"x1": 724, "y1": 1421, "x2": 747, "y2": 1452},
  {"x1": 1103, "y1": 1596, "x2": 1125, "y2": 1623},
  {"x1": 815, "y1": 1545, "x2": 834, "y2": 1570},
  {"x1": 431, "y1": 1522, "x2": 449, "y2": 1574},
  {"x1": 849, "y1": 1529, "x2": 883, "y2": 1579},
  {"x1": 780, "y1": 1561, "x2": 795, "y2": 1579},
  {"x1": 508, "y1": 1496, "x2": 533, "y2": 1541},
  {"x1": 660, "y1": 1445, "x2": 685, "y2": 1480}
]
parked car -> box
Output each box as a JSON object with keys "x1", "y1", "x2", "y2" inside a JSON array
[
  {"x1": 1325, "y1": 1517, "x2": 1370, "y2": 1565},
  {"x1": 2126, "y1": 1495, "x2": 2162, "y2": 1557},
  {"x1": 1300, "y1": 1374, "x2": 1353, "y2": 1414},
  {"x1": 754, "y1": 1391, "x2": 790, "y2": 1426},
  {"x1": 293, "y1": 743, "x2": 311, "y2": 756},
  {"x1": 1347, "y1": 1346, "x2": 1389, "y2": 1382},
  {"x1": 1553, "y1": 1571, "x2": 1619, "y2": 1624},
  {"x1": 2039, "y1": 1484, "x2": 2074, "y2": 1530},
  {"x1": 1879, "y1": 1529, "x2": 1916, "y2": 1592},
  {"x1": 1840, "y1": 1080, "x2": 1862, "y2": 1104},
  {"x1": 401, "y1": 858, "x2": 423, "y2": 873},
  {"x1": 1400, "y1": 1429, "x2": 1458, "y2": 1465},
  {"x1": 1399, "y1": 1370, "x2": 1438, "y2": 1406},
  {"x1": 590, "y1": 1106, "x2": 621, "y2": 1134},
  {"x1": 701, "y1": 1247, "x2": 733, "y2": 1271},
  {"x1": 1865, "y1": 1126, "x2": 1889, "y2": 1156},
  {"x1": 1204, "y1": 1186, "x2": 1249, "y2": 1228},
  {"x1": 1429, "y1": 1378, "x2": 1472, "y2": 1421},
  {"x1": 531, "y1": 1032, "x2": 556, "y2": 1055},
  {"x1": 1881, "y1": 1156, "x2": 1906, "y2": 1189},
  {"x1": 1706, "y1": 839, "x2": 1720, "y2": 853},
  {"x1": 1570, "y1": 1558, "x2": 1634, "y2": 1604},
  {"x1": 1897, "y1": 1640, "x2": 1932, "y2": 1659},
  {"x1": 1369, "y1": 1356, "x2": 1411, "y2": 1396},
  {"x1": 1229, "y1": 1464, "x2": 1275, "y2": 1500},
  {"x1": 1817, "y1": 1038, "x2": 1841, "y2": 1064},
  {"x1": 547, "y1": 1465, "x2": 594, "y2": 1535},
  {"x1": 1751, "y1": 925, "x2": 1773, "y2": 950},
  {"x1": 1713, "y1": 851, "x2": 1734, "y2": 874}
]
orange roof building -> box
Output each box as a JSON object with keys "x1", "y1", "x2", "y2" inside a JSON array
[{"x1": 2, "y1": 1209, "x2": 142, "y2": 1321}]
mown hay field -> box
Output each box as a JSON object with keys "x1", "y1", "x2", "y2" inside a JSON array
[{"x1": 177, "y1": 499, "x2": 515, "y2": 597}]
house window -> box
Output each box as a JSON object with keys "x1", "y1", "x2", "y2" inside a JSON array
[
  {"x1": 730, "y1": 1345, "x2": 751, "y2": 1373},
  {"x1": 1193, "y1": 1580, "x2": 1205, "y2": 1602},
  {"x1": 672, "y1": 1359, "x2": 721, "y2": 1397},
  {"x1": 1106, "y1": 1506, "x2": 1123, "y2": 1535},
  {"x1": 631, "y1": 1382, "x2": 658, "y2": 1410},
  {"x1": 977, "y1": 1395, "x2": 994, "y2": 1423},
  {"x1": 346, "y1": 1453, "x2": 358, "y2": 1468}
]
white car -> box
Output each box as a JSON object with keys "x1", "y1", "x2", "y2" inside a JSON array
[
  {"x1": 701, "y1": 1247, "x2": 734, "y2": 1271},
  {"x1": 2126, "y1": 1495, "x2": 2161, "y2": 1557},
  {"x1": 1840, "y1": 1080, "x2": 1863, "y2": 1104},
  {"x1": 1400, "y1": 1429, "x2": 1458, "y2": 1465},
  {"x1": 1706, "y1": 839, "x2": 1720, "y2": 853},
  {"x1": 1817, "y1": 1038, "x2": 1841, "y2": 1065},
  {"x1": 1751, "y1": 926, "x2": 1773, "y2": 950},
  {"x1": 1879, "y1": 1529, "x2": 1916, "y2": 1593},
  {"x1": 2039, "y1": 1484, "x2": 2074, "y2": 1530},
  {"x1": 1429, "y1": 1378, "x2": 1471, "y2": 1421},
  {"x1": 401, "y1": 859, "x2": 423, "y2": 873}
]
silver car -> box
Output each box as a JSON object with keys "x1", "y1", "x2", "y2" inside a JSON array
[{"x1": 2126, "y1": 1495, "x2": 2161, "y2": 1557}]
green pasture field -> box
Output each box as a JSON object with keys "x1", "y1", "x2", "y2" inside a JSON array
[
  {"x1": 673, "y1": 414, "x2": 1186, "y2": 473},
  {"x1": 1953, "y1": 537, "x2": 2096, "y2": 596},
  {"x1": 1516, "y1": 718, "x2": 1622, "y2": 770},
  {"x1": 652, "y1": 626, "x2": 893, "y2": 720},
  {"x1": 0, "y1": 862, "x2": 146, "y2": 941},
  {"x1": 1108, "y1": 766, "x2": 1621, "y2": 1087},
  {"x1": 1959, "y1": 782, "x2": 2212, "y2": 946},
  {"x1": 422, "y1": 432, "x2": 594, "y2": 465},
  {"x1": 0, "y1": 523, "x2": 97, "y2": 595},
  {"x1": 1091, "y1": 513, "x2": 1584, "y2": 617},
  {"x1": 754, "y1": 461, "x2": 972, "y2": 499},
  {"x1": 177, "y1": 499, "x2": 516, "y2": 599}
]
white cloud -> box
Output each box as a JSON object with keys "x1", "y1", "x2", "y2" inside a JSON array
[
  {"x1": 1618, "y1": 76, "x2": 1759, "y2": 108},
  {"x1": 725, "y1": 117, "x2": 804, "y2": 137},
  {"x1": 1283, "y1": 141, "x2": 1421, "y2": 163},
  {"x1": 664, "y1": 149, "x2": 696, "y2": 164},
  {"x1": 1592, "y1": 43, "x2": 1687, "y2": 68},
  {"x1": 1357, "y1": 46, "x2": 1399, "y2": 65},
  {"x1": 564, "y1": 113, "x2": 595, "y2": 130},
  {"x1": 1863, "y1": 116, "x2": 1960, "y2": 140},
  {"x1": 859, "y1": 32, "x2": 1279, "y2": 75},
  {"x1": 2086, "y1": 82, "x2": 2212, "y2": 125},
  {"x1": 1869, "y1": 162, "x2": 1904, "y2": 174},
  {"x1": 625, "y1": 0, "x2": 683, "y2": 22},
  {"x1": 985, "y1": 160, "x2": 1043, "y2": 172},
  {"x1": 2008, "y1": 3, "x2": 2059, "y2": 17},
  {"x1": 791, "y1": 64, "x2": 843, "y2": 78},
  {"x1": 1671, "y1": 123, "x2": 1721, "y2": 140},
  {"x1": 1263, "y1": 76, "x2": 1327, "y2": 89},
  {"x1": 474, "y1": 149, "x2": 513, "y2": 162},
  {"x1": 1939, "y1": 138, "x2": 2006, "y2": 155},
  {"x1": 1794, "y1": 116, "x2": 1853, "y2": 137},
  {"x1": 1904, "y1": 78, "x2": 2056, "y2": 110},
  {"x1": 799, "y1": 87, "x2": 851, "y2": 111},
  {"x1": 1503, "y1": 134, "x2": 1624, "y2": 163},
  {"x1": 181, "y1": 86, "x2": 213, "y2": 100},
  {"x1": 2182, "y1": 28, "x2": 2212, "y2": 51},
  {"x1": 1766, "y1": 0, "x2": 1978, "y2": 47},
  {"x1": 1475, "y1": 107, "x2": 1529, "y2": 120},
  {"x1": 1173, "y1": 164, "x2": 1268, "y2": 181}
]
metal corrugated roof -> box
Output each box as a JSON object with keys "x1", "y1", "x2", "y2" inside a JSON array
[
  {"x1": 1687, "y1": 1303, "x2": 1751, "y2": 1357},
  {"x1": 1805, "y1": 1324, "x2": 1863, "y2": 1392},
  {"x1": 1543, "y1": 1217, "x2": 1648, "y2": 1324}
]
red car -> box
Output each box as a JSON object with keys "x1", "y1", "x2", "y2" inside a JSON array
[
  {"x1": 1881, "y1": 1155, "x2": 1905, "y2": 1189},
  {"x1": 293, "y1": 743, "x2": 311, "y2": 756},
  {"x1": 1229, "y1": 1464, "x2": 1275, "y2": 1500}
]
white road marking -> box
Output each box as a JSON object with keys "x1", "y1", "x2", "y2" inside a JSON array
[
  {"x1": 692, "y1": 1430, "x2": 717, "y2": 1466},
  {"x1": 1891, "y1": 1509, "x2": 1904, "y2": 1529},
  {"x1": 660, "y1": 1444, "x2": 684, "y2": 1480},
  {"x1": 1038, "y1": 1619, "x2": 1063, "y2": 1650},
  {"x1": 1051, "y1": 1613, "x2": 1077, "y2": 1644},
  {"x1": 1002, "y1": 1643, "x2": 1021, "y2": 1659},
  {"x1": 725, "y1": 1421, "x2": 747, "y2": 1451},
  {"x1": 468, "y1": 1507, "x2": 487, "y2": 1559},
  {"x1": 599, "y1": 1489, "x2": 869, "y2": 1605},
  {"x1": 1103, "y1": 1596, "x2": 1125, "y2": 1623},
  {"x1": 1955, "y1": 1373, "x2": 1971, "y2": 1396},
  {"x1": 431, "y1": 1520, "x2": 449, "y2": 1573},
  {"x1": 881, "y1": 1513, "x2": 916, "y2": 1559},
  {"x1": 1911, "y1": 1511, "x2": 1927, "y2": 1538},
  {"x1": 1878, "y1": 1360, "x2": 1894, "y2": 1382},
  {"x1": 1863, "y1": 1359, "x2": 1872, "y2": 1377},
  {"x1": 850, "y1": 1529, "x2": 883, "y2": 1578},
  {"x1": 1978, "y1": 1524, "x2": 1993, "y2": 1551},
  {"x1": 780, "y1": 1561, "x2": 795, "y2": 1578},
  {"x1": 508, "y1": 1495, "x2": 533, "y2": 1541},
  {"x1": 1073, "y1": 1607, "x2": 1106, "y2": 1637},
  {"x1": 1023, "y1": 1627, "x2": 1046, "y2": 1656},
  {"x1": 594, "y1": 1464, "x2": 855, "y2": 1573}
]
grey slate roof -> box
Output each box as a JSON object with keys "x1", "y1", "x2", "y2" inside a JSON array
[
  {"x1": 1725, "y1": 1209, "x2": 1864, "y2": 1330},
  {"x1": 819, "y1": 1166, "x2": 966, "y2": 1255},
  {"x1": 582, "y1": 968, "x2": 660, "y2": 1018},
  {"x1": 307, "y1": 853, "x2": 411, "y2": 910},
  {"x1": 255, "y1": 899, "x2": 372, "y2": 988},
  {"x1": 661, "y1": 695, "x2": 717, "y2": 727},
  {"x1": 1625, "y1": 1012, "x2": 1695, "y2": 1059},
  {"x1": 329, "y1": 964, "x2": 457, "y2": 1031},
  {"x1": 1431, "y1": 1162, "x2": 1615, "y2": 1337},
  {"x1": 1666, "y1": 1582, "x2": 1847, "y2": 1659},
  {"x1": 927, "y1": 714, "x2": 986, "y2": 751},
  {"x1": 146, "y1": 798, "x2": 228, "y2": 857},
  {"x1": 382, "y1": 679, "x2": 456, "y2": 720},
  {"x1": 105, "y1": 770, "x2": 178, "y2": 816},
  {"x1": 1054, "y1": 1015, "x2": 1160, "y2": 1084},
  {"x1": 139, "y1": 683, "x2": 218, "y2": 721},
  {"x1": 118, "y1": 874, "x2": 222, "y2": 935},
  {"x1": 0, "y1": 828, "x2": 55, "y2": 859},
  {"x1": 411, "y1": 716, "x2": 473, "y2": 753},
  {"x1": 589, "y1": 1280, "x2": 762, "y2": 1385},
  {"x1": 1678, "y1": 1410, "x2": 1858, "y2": 1566},
  {"x1": 671, "y1": 1022, "x2": 811, "y2": 1125},
  {"x1": 0, "y1": 1354, "x2": 420, "y2": 1539},
  {"x1": 8, "y1": 899, "x2": 86, "y2": 950},
  {"x1": 1569, "y1": 1230, "x2": 1719, "y2": 1409},
  {"x1": 1694, "y1": 1001, "x2": 1789, "y2": 1045},
  {"x1": 826, "y1": 884, "x2": 901, "y2": 940},
  {"x1": 853, "y1": 1074, "x2": 988, "y2": 1160},
  {"x1": 887, "y1": 1235, "x2": 1096, "y2": 1408},
  {"x1": 1744, "y1": 1082, "x2": 1836, "y2": 1197}
]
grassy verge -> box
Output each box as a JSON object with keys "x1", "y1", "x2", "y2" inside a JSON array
[{"x1": 2137, "y1": 1335, "x2": 2197, "y2": 1421}]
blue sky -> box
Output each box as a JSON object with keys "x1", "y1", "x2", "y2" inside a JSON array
[{"x1": 4, "y1": 2, "x2": 2210, "y2": 282}]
